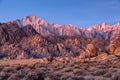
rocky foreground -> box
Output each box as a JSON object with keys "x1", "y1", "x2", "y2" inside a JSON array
[{"x1": 0, "y1": 54, "x2": 120, "y2": 80}]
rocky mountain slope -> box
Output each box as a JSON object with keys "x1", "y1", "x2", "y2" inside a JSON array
[
  {"x1": 11, "y1": 15, "x2": 120, "y2": 40},
  {"x1": 0, "y1": 15, "x2": 120, "y2": 59}
]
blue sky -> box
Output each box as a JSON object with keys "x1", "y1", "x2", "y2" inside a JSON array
[{"x1": 0, "y1": 0, "x2": 120, "y2": 27}]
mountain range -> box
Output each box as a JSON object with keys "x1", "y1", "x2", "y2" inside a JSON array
[
  {"x1": 9, "y1": 15, "x2": 120, "y2": 40},
  {"x1": 0, "y1": 15, "x2": 120, "y2": 59}
]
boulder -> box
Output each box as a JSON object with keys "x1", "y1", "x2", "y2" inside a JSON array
[
  {"x1": 85, "y1": 44, "x2": 97, "y2": 57},
  {"x1": 114, "y1": 47, "x2": 120, "y2": 57},
  {"x1": 108, "y1": 44, "x2": 116, "y2": 55}
]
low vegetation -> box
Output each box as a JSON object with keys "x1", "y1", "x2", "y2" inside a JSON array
[{"x1": 0, "y1": 54, "x2": 120, "y2": 80}]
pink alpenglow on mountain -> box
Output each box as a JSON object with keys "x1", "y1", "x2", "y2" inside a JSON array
[{"x1": 11, "y1": 15, "x2": 120, "y2": 40}]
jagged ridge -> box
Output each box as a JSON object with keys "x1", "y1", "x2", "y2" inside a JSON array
[
  {"x1": 0, "y1": 15, "x2": 120, "y2": 59},
  {"x1": 11, "y1": 15, "x2": 120, "y2": 40}
]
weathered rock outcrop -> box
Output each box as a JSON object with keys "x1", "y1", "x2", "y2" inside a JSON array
[
  {"x1": 114, "y1": 47, "x2": 120, "y2": 57},
  {"x1": 107, "y1": 36, "x2": 120, "y2": 55},
  {"x1": 0, "y1": 24, "x2": 109, "y2": 59},
  {"x1": 0, "y1": 16, "x2": 120, "y2": 59},
  {"x1": 85, "y1": 44, "x2": 97, "y2": 57}
]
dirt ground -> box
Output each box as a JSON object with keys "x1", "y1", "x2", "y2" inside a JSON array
[{"x1": 0, "y1": 55, "x2": 120, "y2": 80}]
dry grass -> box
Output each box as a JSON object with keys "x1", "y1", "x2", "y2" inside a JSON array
[
  {"x1": 0, "y1": 55, "x2": 119, "y2": 80},
  {"x1": 0, "y1": 59, "x2": 41, "y2": 66}
]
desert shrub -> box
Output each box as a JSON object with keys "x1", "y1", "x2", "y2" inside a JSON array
[
  {"x1": 8, "y1": 73, "x2": 19, "y2": 80},
  {"x1": 93, "y1": 69, "x2": 107, "y2": 76},
  {"x1": 2, "y1": 67, "x2": 15, "y2": 73},
  {"x1": 73, "y1": 64, "x2": 80, "y2": 69},
  {"x1": 44, "y1": 76, "x2": 52, "y2": 80},
  {"x1": 26, "y1": 72, "x2": 45, "y2": 80},
  {"x1": 60, "y1": 75, "x2": 72, "y2": 80},
  {"x1": 103, "y1": 72, "x2": 111, "y2": 78},
  {"x1": 0, "y1": 66, "x2": 3, "y2": 71},
  {"x1": 111, "y1": 72, "x2": 120, "y2": 80},
  {"x1": 72, "y1": 77, "x2": 85, "y2": 80},
  {"x1": 73, "y1": 69, "x2": 83, "y2": 76},
  {"x1": 0, "y1": 71, "x2": 10, "y2": 80},
  {"x1": 61, "y1": 67, "x2": 73, "y2": 72},
  {"x1": 14, "y1": 65, "x2": 22, "y2": 71},
  {"x1": 16, "y1": 70, "x2": 26, "y2": 78},
  {"x1": 26, "y1": 74, "x2": 39, "y2": 80}
]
